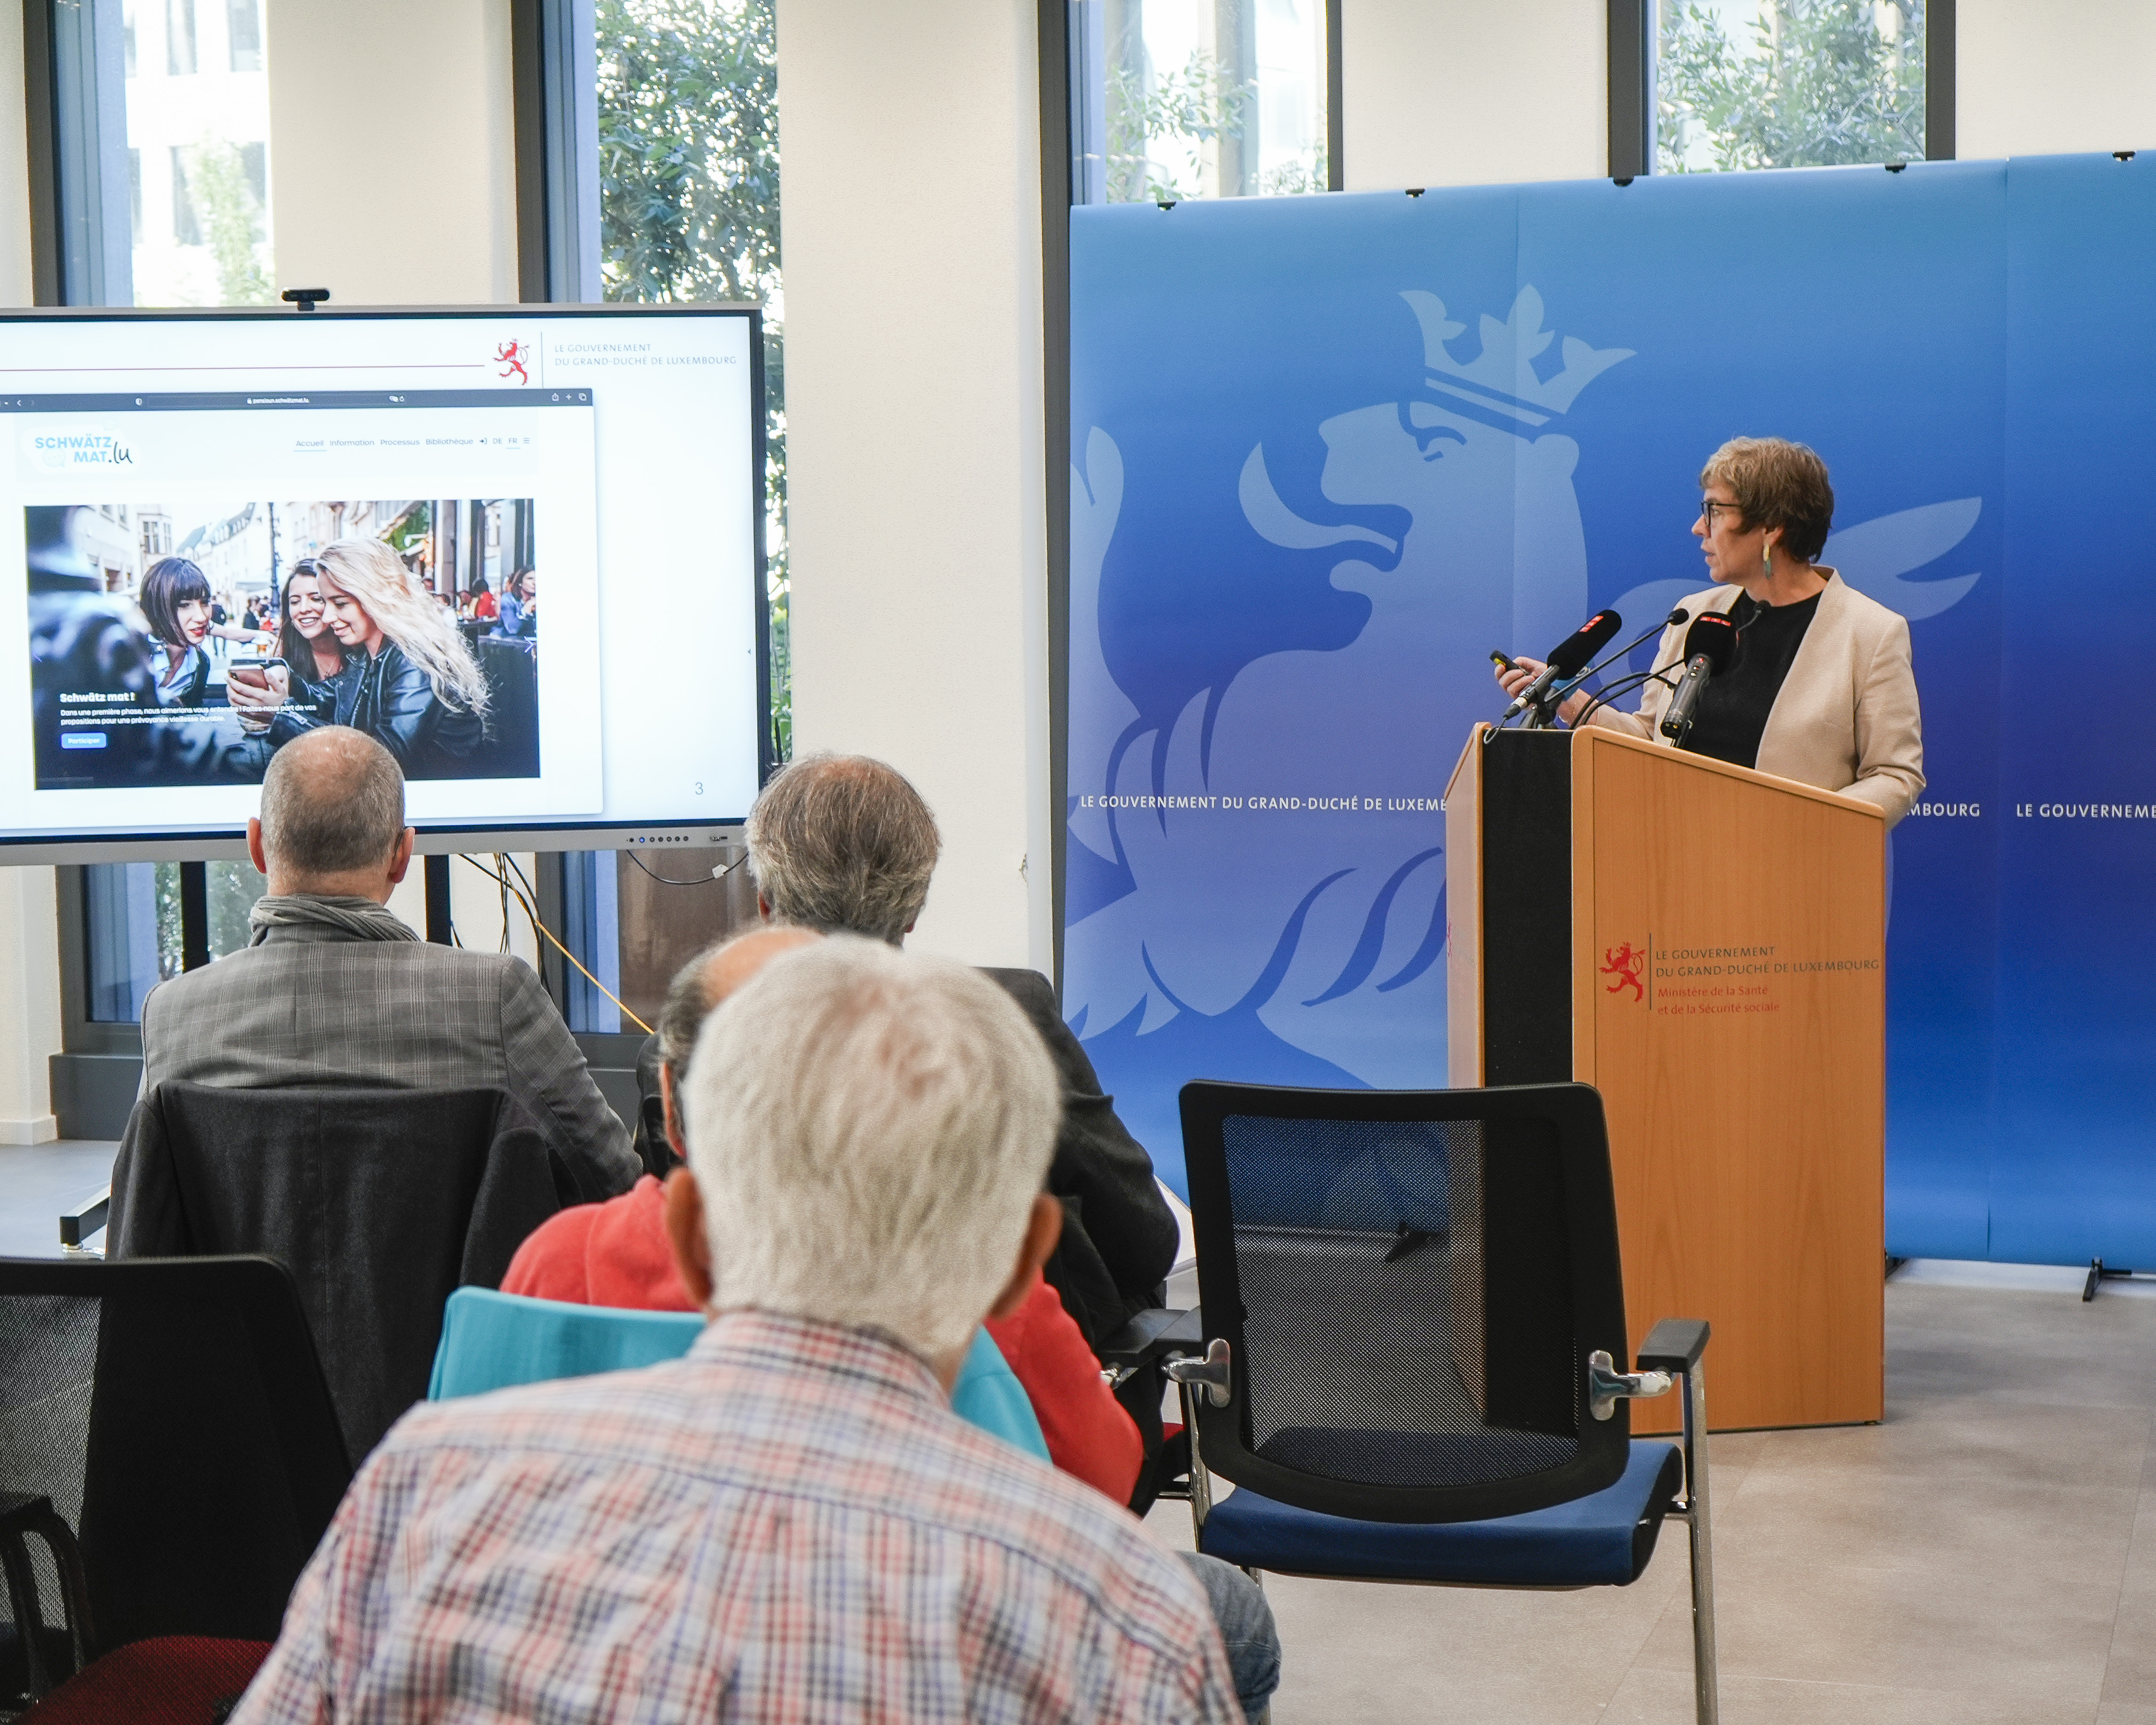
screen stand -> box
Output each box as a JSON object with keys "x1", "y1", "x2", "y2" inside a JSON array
[{"x1": 424, "y1": 855, "x2": 453, "y2": 946}]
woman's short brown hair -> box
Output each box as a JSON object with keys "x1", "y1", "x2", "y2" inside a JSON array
[{"x1": 1700, "y1": 437, "x2": 1835, "y2": 564}]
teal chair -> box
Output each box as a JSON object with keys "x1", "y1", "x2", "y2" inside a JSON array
[{"x1": 429, "y1": 1287, "x2": 1051, "y2": 1463}]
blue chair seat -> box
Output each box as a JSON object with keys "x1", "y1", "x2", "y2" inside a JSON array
[{"x1": 1197, "y1": 1439, "x2": 1683, "y2": 1588}]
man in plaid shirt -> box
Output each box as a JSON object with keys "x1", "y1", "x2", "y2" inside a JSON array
[{"x1": 232, "y1": 937, "x2": 1246, "y2": 1725}]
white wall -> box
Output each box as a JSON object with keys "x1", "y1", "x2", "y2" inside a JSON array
[
  {"x1": 265, "y1": 0, "x2": 518, "y2": 304},
  {"x1": 0, "y1": 867, "x2": 60, "y2": 1142},
  {"x1": 1341, "y1": 0, "x2": 1607, "y2": 191},
  {"x1": 1958, "y1": 0, "x2": 2156, "y2": 160},
  {"x1": 776, "y1": 0, "x2": 1052, "y2": 973}
]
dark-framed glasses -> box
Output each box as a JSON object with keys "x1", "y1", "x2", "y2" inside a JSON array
[{"x1": 1700, "y1": 498, "x2": 1744, "y2": 534}]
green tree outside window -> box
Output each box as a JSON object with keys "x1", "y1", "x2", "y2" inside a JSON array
[
  {"x1": 1658, "y1": 0, "x2": 1925, "y2": 175},
  {"x1": 595, "y1": 0, "x2": 789, "y2": 760}
]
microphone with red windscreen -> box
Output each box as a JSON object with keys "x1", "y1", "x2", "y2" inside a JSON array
[
  {"x1": 1501, "y1": 609, "x2": 1623, "y2": 723},
  {"x1": 1657, "y1": 613, "x2": 1741, "y2": 743}
]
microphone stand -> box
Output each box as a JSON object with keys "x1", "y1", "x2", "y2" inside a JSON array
[
  {"x1": 1509, "y1": 611, "x2": 1684, "y2": 732},
  {"x1": 1570, "y1": 668, "x2": 1679, "y2": 730}
]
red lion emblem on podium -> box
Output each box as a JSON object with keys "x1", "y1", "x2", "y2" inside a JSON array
[
  {"x1": 1600, "y1": 942, "x2": 1646, "y2": 1003},
  {"x1": 495, "y1": 340, "x2": 529, "y2": 383}
]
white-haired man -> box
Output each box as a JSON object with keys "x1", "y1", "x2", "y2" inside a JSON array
[{"x1": 231, "y1": 938, "x2": 1246, "y2": 1725}]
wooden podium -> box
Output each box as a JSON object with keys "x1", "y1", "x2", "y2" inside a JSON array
[{"x1": 1444, "y1": 723, "x2": 1885, "y2": 1431}]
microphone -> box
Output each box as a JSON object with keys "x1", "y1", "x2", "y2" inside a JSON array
[
  {"x1": 1657, "y1": 614, "x2": 1741, "y2": 743},
  {"x1": 1503, "y1": 610, "x2": 1623, "y2": 722},
  {"x1": 1568, "y1": 606, "x2": 1692, "y2": 696}
]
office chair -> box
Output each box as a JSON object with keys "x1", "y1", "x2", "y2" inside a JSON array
[
  {"x1": 1157, "y1": 1080, "x2": 1718, "y2": 1725},
  {"x1": 0, "y1": 1255, "x2": 350, "y2": 1715}
]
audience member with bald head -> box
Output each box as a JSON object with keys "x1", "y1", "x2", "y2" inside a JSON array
[
  {"x1": 503, "y1": 921, "x2": 1146, "y2": 1501},
  {"x1": 506, "y1": 925, "x2": 822, "y2": 1311},
  {"x1": 133, "y1": 725, "x2": 637, "y2": 1199}
]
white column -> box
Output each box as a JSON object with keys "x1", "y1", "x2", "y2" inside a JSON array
[
  {"x1": 0, "y1": 868, "x2": 63, "y2": 1143},
  {"x1": 265, "y1": 0, "x2": 518, "y2": 303},
  {"x1": 776, "y1": 0, "x2": 1052, "y2": 972},
  {"x1": 1340, "y1": 0, "x2": 1607, "y2": 192},
  {"x1": 1957, "y1": 1, "x2": 2156, "y2": 159}
]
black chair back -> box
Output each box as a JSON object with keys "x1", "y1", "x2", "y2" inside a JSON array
[
  {"x1": 474, "y1": 637, "x2": 539, "y2": 778},
  {"x1": 1178, "y1": 1080, "x2": 1632, "y2": 1525},
  {"x1": 110, "y1": 1084, "x2": 561, "y2": 1461},
  {"x1": 0, "y1": 1255, "x2": 350, "y2": 1654}
]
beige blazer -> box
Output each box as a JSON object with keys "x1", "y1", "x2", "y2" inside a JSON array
[{"x1": 1580, "y1": 569, "x2": 1925, "y2": 827}]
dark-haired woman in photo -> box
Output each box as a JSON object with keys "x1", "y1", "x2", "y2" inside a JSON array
[
  {"x1": 493, "y1": 567, "x2": 536, "y2": 641},
  {"x1": 138, "y1": 556, "x2": 215, "y2": 707},
  {"x1": 233, "y1": 558, "x2": 355, "y2": 742},
  {"x1": 1496, "y1": 436, "x2": 1925, "y2": 825}
]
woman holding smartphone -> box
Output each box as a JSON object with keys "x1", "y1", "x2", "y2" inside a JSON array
[{"x1": 233, "y1": 558, "x2": 355, "y2": 740}]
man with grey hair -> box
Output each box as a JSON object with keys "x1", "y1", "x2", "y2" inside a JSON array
[
  {"x1": 136, "y1": 726, "x2": 636, "y2": 1198},
  {"x1": 744, "y1": 753, "x2": 1178, "y2": 1347},
  {"x1": 234, "y1": 938, "x2": 1246, "y2": 1725}
]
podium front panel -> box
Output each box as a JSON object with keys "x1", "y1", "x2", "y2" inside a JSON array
[{"x1": 1572, "y1": 728, "x2": 1886, "y2": 1431}]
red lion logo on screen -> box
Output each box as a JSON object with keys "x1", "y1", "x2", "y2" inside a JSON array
[
  {"x1": 1600, "y1": 942, "x2": 1646, "y2": 1003},
  {"x1": 495, "y1": 340, "x2": 529, "y2": 383}
]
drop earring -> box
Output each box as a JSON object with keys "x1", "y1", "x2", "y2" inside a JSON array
[{"x1": 1761, "y1": 537, "x2": 1773, "y2": 581}]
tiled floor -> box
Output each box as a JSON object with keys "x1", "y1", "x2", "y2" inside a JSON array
[
  {"x1": 1146, "y1": 1261, "x2": 2156, "y2": 1723},
  {"x1": 0, "y1": 1139, "x2": 115, "y2": 1260}
]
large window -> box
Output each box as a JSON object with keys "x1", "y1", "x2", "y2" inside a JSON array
[
  {"x1": 596, "y1": 0, "x2": 784, "y2": 757},
  {"x1": 123, "y1": 0, "x2": 274, "y2": 304},
  {"x1": 548, "y1": 0, "x2": 781, "y2": 1035},
  {"x1": 82, "y1": 856, "x2": 268, "y2": 1022},
  {"x1": 1655, "y1": 0, "x2": 1930, "y2": 173},
  {"x1": 1071, "y1": 0, "x2": 1331, "y2": 205}
]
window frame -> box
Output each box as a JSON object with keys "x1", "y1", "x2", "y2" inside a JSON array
[
  {"x1": 1614, "y1": 0, "x2": 1956, "y2": 179},
  {"x1": 23, "y1": 0, "x2": 134, "y2": 307}
]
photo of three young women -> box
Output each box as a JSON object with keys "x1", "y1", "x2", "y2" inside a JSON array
[{"x1": 28, "y1": 499, "x2": 541, "y2": 790}]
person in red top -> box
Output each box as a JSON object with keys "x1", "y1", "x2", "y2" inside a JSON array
[{"x1": 504, "y1": 926, "x2": 1143, "y2": 1506}]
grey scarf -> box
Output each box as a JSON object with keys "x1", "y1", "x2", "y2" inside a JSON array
[{"x1": 248, "y1": 893, "x2": 422, "y2": 946}]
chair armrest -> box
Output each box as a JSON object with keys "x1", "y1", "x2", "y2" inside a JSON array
[
  {"x1": 1637, "y1": 1318, "x2": 1710, "y2": 1374},
  {"x1": 1097, "y1": 1307, "x2": 1203, "y2": 1370}
]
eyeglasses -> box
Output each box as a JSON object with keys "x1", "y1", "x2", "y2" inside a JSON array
[{"x1": 1700, "y1": 499, "x2": 1745, "y2": 534}]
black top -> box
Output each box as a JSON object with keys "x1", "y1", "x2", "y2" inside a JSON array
[{"x1": 1677, "y1": 591, "x2": 1821, "y2": 770}]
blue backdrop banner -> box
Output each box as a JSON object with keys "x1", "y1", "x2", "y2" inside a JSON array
[{"x1": 1064, "y1": 153, "x2": 2155, "y2": 1264}]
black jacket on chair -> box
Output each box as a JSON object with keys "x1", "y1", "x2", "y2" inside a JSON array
[
  {"x1": 108, "y1": 1082, "x2": 566, "y2": 1462},
  {"x1": 979, "y1": 967, "x2": 1178, "y2": 1350}
]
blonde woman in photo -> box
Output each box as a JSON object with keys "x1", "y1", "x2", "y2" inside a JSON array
[{"x1": 235, "y1": 536, "x2": 490, "y2": 775}]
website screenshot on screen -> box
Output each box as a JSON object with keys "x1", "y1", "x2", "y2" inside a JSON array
[{"x1": 0, "y1": 311, "x2": 760, "y2": 847}]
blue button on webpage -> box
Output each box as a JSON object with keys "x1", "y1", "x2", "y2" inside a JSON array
[{"x1": 59, "y1": 733, "x2": 108, "y2": 750}]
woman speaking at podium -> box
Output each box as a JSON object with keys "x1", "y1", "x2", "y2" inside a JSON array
[{"x1": 1496, "y1": 437, "x2": 1925, "y2": 826}]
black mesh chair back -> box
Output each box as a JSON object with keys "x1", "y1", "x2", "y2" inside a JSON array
[
  {"x1": 110, "y1": 1083, "x2": 561, "y2": 1461},
  {"x1": 475, "y1": 637, "x2": 540, "y2": 778},
  {"x1": 0, "y1": 1255, "x2": 350, "y2": 1655},
  {"x1": 1179, "y1": 1080, "x2": 1631, "y2": 1524}
]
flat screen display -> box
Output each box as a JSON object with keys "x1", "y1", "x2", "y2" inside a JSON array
[{"x1": 9, "y1": 305, "x2": 764, "y2": 861}]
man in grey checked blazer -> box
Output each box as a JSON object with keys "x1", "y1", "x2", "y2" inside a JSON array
[{"x1": 140, "y1": 727, "x2": 638, "y2": 1199}]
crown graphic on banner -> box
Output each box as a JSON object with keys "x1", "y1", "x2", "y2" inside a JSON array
[{"x1": 1401, "y1": 288, "x2": 1632, "y2": 428}]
